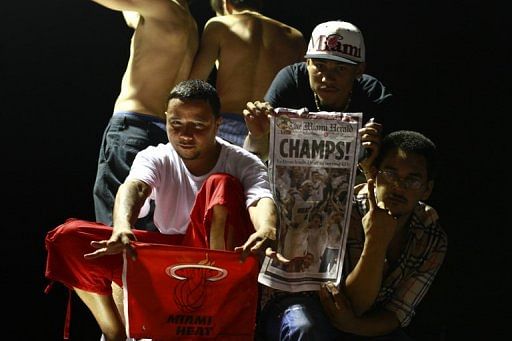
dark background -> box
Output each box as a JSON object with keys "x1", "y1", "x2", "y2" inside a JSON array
[{"x1": 3, "y1": 0, "x2": 506, "y2": 339}]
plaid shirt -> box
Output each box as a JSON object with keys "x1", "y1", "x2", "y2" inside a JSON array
[{"x1": 343, "y1": 184, "x2": 448, "y2": 327}]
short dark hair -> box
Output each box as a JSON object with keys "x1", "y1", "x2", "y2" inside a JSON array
[
  {"x1": 168, "y1": 80, "x2": 220, "y2": 118},
  {"x1": 375, "y1": 130, "x2": 438, "y2": 180}
]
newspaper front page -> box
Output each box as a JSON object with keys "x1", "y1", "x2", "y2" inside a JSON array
[{"x1": 258, "y1": 108, "x2": 363, "y2": 292}]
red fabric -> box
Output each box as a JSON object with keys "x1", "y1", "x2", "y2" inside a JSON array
[
  {"x1": 44, "y1": 173, "x2": 255, "y2": 339},
  {"x1": 123, "y1": 243, "x2": 259, "y2": 340},
  {"x1": 45, "y1": 219, "x2": 184, "y2": 294},
  {"x1": 183, "y1": 173, "x2": 254, "y2": 249},
  {"x1": 44, "y1": 173, "x2": 252, "y2": 295}
]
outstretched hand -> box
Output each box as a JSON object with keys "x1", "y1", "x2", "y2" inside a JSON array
[
  {"x1": 234, "y1": 226, "x2": 278, "y2": 262},
  {"x1": 84, "y1": 228, "x2": 137, "y2": 261}
]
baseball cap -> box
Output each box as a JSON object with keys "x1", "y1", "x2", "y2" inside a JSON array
[{"x1": 304, "y1": 21, "x2": 365, "y2": 65}]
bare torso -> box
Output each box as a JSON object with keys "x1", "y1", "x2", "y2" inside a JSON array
[
  {"x1": 191, "y1": 11, "x2": 306, "y2": 115},
  {"x1": 112, "y1": 0, "x2": 198, "y2": 119}
]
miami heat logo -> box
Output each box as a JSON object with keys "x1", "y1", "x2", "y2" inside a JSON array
[{"x1": 166, "y1": 258, "x2": 228, "y2": 313}]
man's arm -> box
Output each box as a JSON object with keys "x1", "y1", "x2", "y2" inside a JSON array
[
  {"x1": 320, "y1": 283, "x2": 401, "y2": 336},
  {"x1": 189, "y1": 18, "x2": 224, "y2": 80},
  {"x1": 84, "y1": 179, "x2": 151, "y2": 260},
  {"x1": 344, "y1": 180, "x2": 397, "y2": 315},
  {"x1": 91, "y1": 0, "x2": 179, "y2": 19},
  {"x1": 112, "y1": 179, "x2": 152, "y2": 232}
]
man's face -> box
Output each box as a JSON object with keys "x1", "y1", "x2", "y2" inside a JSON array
[
  {"x1": 375, "y1": 148, "x2": 433, "y2": 218},
  {"x1": 300, "y1": 182, "x2": 313, "y2": 197},
  {"x1": 166, "y1": 98, "x2": 220, "y2": 161},
  {"x1": 307, "y1": 58, "x2": 365, "y2": 110}
]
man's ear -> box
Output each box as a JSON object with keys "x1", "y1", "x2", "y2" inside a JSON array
[
  {"x1": 355, "y1": 62, "x2": 366, "y2": 79},
  {"x1": 421, "y1": 180, "x2": 434, "y2": 201}
]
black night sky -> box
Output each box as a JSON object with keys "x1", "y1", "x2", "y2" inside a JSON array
[{"x1": 3, "y1": 1, "x2": 506, "y2": 339}]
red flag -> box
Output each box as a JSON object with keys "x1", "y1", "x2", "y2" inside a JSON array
[{"x1": 123, "y1": 242, "x2": 259, "y2": 340}]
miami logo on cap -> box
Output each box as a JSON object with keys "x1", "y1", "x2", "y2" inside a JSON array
[{"x1": 312, "y1": 34, "x2": 362, "y2": 59}]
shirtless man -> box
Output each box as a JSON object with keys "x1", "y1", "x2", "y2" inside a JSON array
[
  {"x1": 189, "y1": 0, "x2": 306, "y2": 146},
  {"x1": 92, "y1": 0, "x2": 198, "y2": 231}
]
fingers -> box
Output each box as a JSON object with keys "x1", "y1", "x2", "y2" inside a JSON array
[
  {"x1": 320, "y1": 281, "x2": 341, "y2": 310},
  {"x1": 324, "y1": 281, "x2": 339, "y2": 295},
  {"x1": 83, "y1": 248, "x2": 108, "y2": 260},
  {"x1": 265, "y1": 247, "x2": 291, "y2": 263},
  {"x1": 235, "y1": 232, "x2": 273, "y2": 262},
  {"x1": 83, "y1": 237, "x2": 136, "y2": 260},
  {"x1": 359, "y1": 127, "x2": 381, "y2": 149},
  {"x1": 120, "y1": 233, "x2": 134, "y2": 247},
  {"x1": 358, "y1": 120, "x2": 381, "y2": 169},
  {"x1": 363, "y1": 118, "x2": 382, "y2": 132},
  {"x1": 234, "y1": 234, "x2": 258, "y2": 262},
  {"x1": 84, "y1": 240, "x2": 109, "y2": 259},
  {"x1": 366, "y1": 179, "x2": 377, "y2": 210},
  {"x1": 244, "y1": 101, "x2": 273, "y2": 117},
  {"x1": 359, "y1": 119, "x2": 381, "y2": 143},
  {"x1": 234, "y1": 246, "x2": 250, "y2": 263},
  {"x1": 90, "y1": 240, "x2": 108, "y2": 249}
]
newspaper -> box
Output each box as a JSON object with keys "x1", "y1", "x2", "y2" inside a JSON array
[{"x1": 258, "y1": 107, "x2": 363, "y2": 292}]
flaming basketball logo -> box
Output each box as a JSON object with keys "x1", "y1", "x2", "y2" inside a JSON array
[
  {"x1": 166, "y1": 258, "x2": 228, "y2": 313},
  {"x1": 325, "y1": 34, "x2": 343, "y2": 52}
]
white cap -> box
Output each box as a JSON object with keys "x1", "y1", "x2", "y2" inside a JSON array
[{"x1": 304, "y1": 21, "x2": 365, "y2": 65}]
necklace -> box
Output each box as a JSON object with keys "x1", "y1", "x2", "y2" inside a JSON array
[{"x1": 314, "y1": 92, "x2": 352, "y2": 112}]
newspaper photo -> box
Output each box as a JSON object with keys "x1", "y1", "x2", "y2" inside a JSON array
[{"x1": 258, "y1": 107, "x2": 363, "y2": 292}]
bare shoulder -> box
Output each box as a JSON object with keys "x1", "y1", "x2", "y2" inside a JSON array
[
  {"x1": 136, "y1": 0, "x2": 194, "y2": 24},
  {"x1": 204, "y1": 15, "x2": 230, "y2": 31},
  {"x1": 262, "y1": 15, "x2": 304, "y2": 38}
]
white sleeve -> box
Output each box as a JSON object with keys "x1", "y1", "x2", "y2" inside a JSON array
[{"x1": 125, "y1": 145, "x2": 161, "y2": 189}]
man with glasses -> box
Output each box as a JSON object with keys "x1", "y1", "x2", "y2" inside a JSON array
[{"x1": 258, "y1": 130, "x2": 448, "y2": 340}]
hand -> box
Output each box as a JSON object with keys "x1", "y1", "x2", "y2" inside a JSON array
[
  {"x1": 361, "y1": 179, "x2": 397, "y2": 248},
  {"x1": 358, "y1": 118, "x2": 382, "y2": 178},
  {"x1": 243, "y1": 101, "x2": 274, "y2": 138},
  {"x1": 84, "y1": 228, "x2": 137, "y2": 261},
  {"x1": 234, "y1": 226, "x2": 277, "y2": 262},
  {"x1": 319, "y1": 281, "x2": 356, "y2": 331}
]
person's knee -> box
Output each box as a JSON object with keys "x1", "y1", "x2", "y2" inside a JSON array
[
  {"x1": 101, "y1": 327, "x2": 126, "y2": 341},
  {"x1": 206, "y1": 173, "x2": 239, "y2": 186},
  {"x1": 47, "y1": 221, "x2": 112, "y2": 247}
]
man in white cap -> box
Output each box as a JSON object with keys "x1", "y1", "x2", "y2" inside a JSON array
[{"x1": 242, "y1": 20, "x2": 392, "y2": 160}]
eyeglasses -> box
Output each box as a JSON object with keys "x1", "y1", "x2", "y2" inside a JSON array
[{"x1": 377, "y1": 170, "x2": 424, "y2": 190}]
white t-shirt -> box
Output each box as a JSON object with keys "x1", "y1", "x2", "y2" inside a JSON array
[{"x1": 126, "y1": 138, "x2": 273, "y2": 235}]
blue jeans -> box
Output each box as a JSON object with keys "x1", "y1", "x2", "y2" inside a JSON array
[
  {"x1": 93, "y1": 112, "x2": 167, "y2": 231},
  {"x1": 218, "y1": 113, "x2": 248, "y2": 147},
  {"x1": 257, "y1": 293, "x2": 412, "y2": 341}
]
